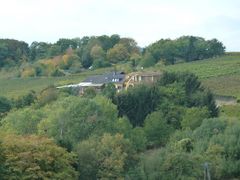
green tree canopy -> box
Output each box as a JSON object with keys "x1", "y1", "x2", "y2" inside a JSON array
[
  {"x1": 0, "y1": 96, "x2": 12, "y2": 115},
  {"x1": 181, "y1": 107, "x2": 210, "y2": 130},
  {"x1": 76, "y1": 133, "x2": 136, "y2": 179},
  {"x1": 38, "y1": 96, "x2": 118, "y2": 149},
  {"x1": 114, "y1": 84, "x2": 161, "y2": 127},
  {"x1": 107, "y1": 43, "x2": 130, "y2": 63},
  {"x1": 1, "y1": 107, "x2": 45, "y2": 135},
  {"x1": 145, "y1": 36, "x2": 225, "y2": 66},
  {"x1": 144, "y1": 111, "x2": 174, "y2": 147},
  {"x1": 0, "y1": 39, "x2": 29, "y2": 67}
]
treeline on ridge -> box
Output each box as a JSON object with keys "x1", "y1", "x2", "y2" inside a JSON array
[{"x1": 0, "y1": 35, "x2": 225, "y2": 77}]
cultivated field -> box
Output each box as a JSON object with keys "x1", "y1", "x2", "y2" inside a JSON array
[
  {"x1": 161, "y1": 54, "x2": 240, "y2": 98},
  {"x1": 164, "y1": 54, "x2": 240, "y2": 79}
]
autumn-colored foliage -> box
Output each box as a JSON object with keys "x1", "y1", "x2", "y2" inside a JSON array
[
  {"x1": 0, "y1": 134, "x2": 78, "y2": 179},
  {"x1": 21, "y1": 67, "x2": 36, "y2": 77}
]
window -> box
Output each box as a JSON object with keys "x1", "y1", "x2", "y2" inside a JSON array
[{"x1": 112, "y1": 79, "x2": 119, "y2": 82}]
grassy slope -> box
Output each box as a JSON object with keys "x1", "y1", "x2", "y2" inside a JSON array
[
  {"x1": 0, "y1": 67, "x2": 113, "y2": 98},
  {"x1": 0, "y1": 76, "x2": 84, "y2": 98},
  {"x1": 148, "y1": 54, "x2": 240, "y2": 98},
  {"x1": 1, "y1": 54, "x2": 240, "y2": 99},
  {"x1": 164, "y1": 55, "x2": 240, "y2": 78}
]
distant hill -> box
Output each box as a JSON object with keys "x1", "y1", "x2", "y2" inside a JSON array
[{"x1": 0, "y1": 34, "x2": 236, "y2": 100}]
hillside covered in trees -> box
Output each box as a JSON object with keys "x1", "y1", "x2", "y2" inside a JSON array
[
  {"x1": 0, "y1": 35, "x2": 225, "y2": 77},
  {"x1": 1, "y1": 34, "x2": 238, "y2": 179},
  {"x1": 1, "y1": 70, "x2": 240, "y2": 179}
]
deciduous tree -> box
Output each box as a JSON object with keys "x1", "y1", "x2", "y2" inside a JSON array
[{"x1": 1, "y1": 134, "x2": 78, "y2": 179}]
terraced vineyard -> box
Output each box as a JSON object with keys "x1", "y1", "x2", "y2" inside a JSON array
[
  {"x1": 160, "y1": 54, "x2": 240, "y2": 98},
  {"x1": 164, "y1": 54, "x2": 240, "y2": 78}
]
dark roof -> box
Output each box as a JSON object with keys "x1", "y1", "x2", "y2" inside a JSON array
[{"x1": 83, "y1": 72, "x2": 125, "y2": 84}]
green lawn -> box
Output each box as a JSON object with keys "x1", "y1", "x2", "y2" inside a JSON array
[
  {"x1": 220, "y1": 104, "x2": 240, "y2": 118},
  {"x1": 0, "y1": 76, "x2": 84, "y2": 98},
  {"x1": 0, "y1": 67, "x2": 113, "y2": 98}
]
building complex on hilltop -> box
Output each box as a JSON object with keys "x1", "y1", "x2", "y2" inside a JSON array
[{"x1": 57, "y1": 71, "x2": 162, "y2": 94}]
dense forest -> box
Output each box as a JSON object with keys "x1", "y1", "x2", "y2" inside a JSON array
[
  {"x1": 0, "y1": 35, "x2": 225, "y2": 77},
  {"x1": 1, "y1": 70, "x2": 240, "y2": 179},
  {"x1": 0, "y1": 35, "x2": 235, "y2": 179}
]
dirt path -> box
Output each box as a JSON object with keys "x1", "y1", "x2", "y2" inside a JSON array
[{"x1": 215, "y1": 95, "x2": 237, "y2": 107}]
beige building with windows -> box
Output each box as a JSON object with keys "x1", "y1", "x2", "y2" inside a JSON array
[{"x1": 124, "y1": 72, "x2": 162, "y2": 89}]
